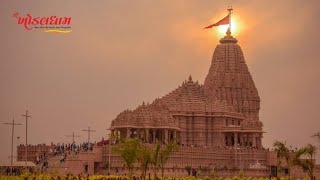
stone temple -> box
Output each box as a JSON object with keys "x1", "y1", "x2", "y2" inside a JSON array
[
  {"x1": 14, "y1": 32, "x2": 320, "y2": 178},
  {"x1": 110, "y1": 33, "x2": 262, "y2": 150},
  {"x1": 108, "y1": 32, "x2": 267, "y2": 176}
]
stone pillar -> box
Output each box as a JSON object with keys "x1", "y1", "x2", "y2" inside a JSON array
[
  {"x1": 110, "y1": 130, "x2": 115, "y2": 144},
  {"x1": 234, "y1": 132, "x2": 238, "y2": 147},
  {"x1": 227, "y1": 134, "x2": 231, "y2": 146},
  {"x1": 249, "y1": 134, "x2": 253, "y2": 147},
  {"x1": 173, "y1": 130, "x2": 177, "y2": 143},
  {"x1": 145, "y1": 129, "x2": 149, "y2": 143},
  {"x1": 258, "y1": 134, "x2": 262, "y2": 149},
  {"x1": 137, "y1": 129, "x2": 140, "y2": 139},
  {"x1": 246, "y1": 134, "x2": 249, "y2": 146},
  {"x1": 252, "y1": 133, "x2": 256, "y2": 147},
  {"x1": 153, "y1": 129, "x2": 156, "y2": 143},
  {"x1": 164, "y1": 129, "x2": 168, "y2": 144},
  {"x1": 114, "y1": 129, "x2": 118, "y2": 141},
  {"x1": 126, "y1": 128, "x2": 130, "y2": 139},
  {"x1": 117, "y1": 129, "x2": 120, "y2": 140}
]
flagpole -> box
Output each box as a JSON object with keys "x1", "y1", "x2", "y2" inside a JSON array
[{"x1": 227, "y1": 6, "x2": 233, "y2": 35}]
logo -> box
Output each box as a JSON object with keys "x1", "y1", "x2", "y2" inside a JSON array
[{"x1": 13, "y1": 12, "x2": 72, "y2": 33}]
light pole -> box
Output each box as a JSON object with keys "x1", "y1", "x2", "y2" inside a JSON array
[
  {"x1": 4, "y1": 118, "x2": 22, "y2": 175},
  {"x1": 82, "y1": 126, "x2": 96, "y2": 143},
  {"x1": 22, "y1": 110, "x2": 31, "y2": 169},
  {"x1": 65, "y1": 132, "x2": 80, "y2": 143}
]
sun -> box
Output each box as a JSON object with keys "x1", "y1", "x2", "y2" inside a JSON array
[
  {"x1": 218, "y1": 19, "x2": 237, "y2": 36},
  {"x1": 207, "y1": 14, "x2": 245, "y2": 39}
]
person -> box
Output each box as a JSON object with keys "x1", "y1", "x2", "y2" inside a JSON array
[
  {"x1": 60, "y1": 154, "x2": 65, "y2": 163},
  {"x1": 36, "y1": 156, "x2": 40, "y2": 165},
  {"x1": 42, "y1": 160, "x2": 48, "y2": 172}
]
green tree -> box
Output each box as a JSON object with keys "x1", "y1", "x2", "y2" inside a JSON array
[
  {"x1": 150, "y1": 141, "x2": 161, "y2": 179},
  {"x1": 150, "y1": 141, "x2": 177, "y2": 179},
  {"x1": 112, "y1": 138, "x2": 141, "y2": 179},
  {"x1": 137, "y1": 144, "x2": 152, "y2": 179},
  {"x1": 292, "y1": 144, "x2": 317, "y2": 180},
  {"x1": 273, "y1": 140, "x2": 292, "y2": 177},
  {"x1": 159, "y1": 141, "x2": 177, "y2": 179}
]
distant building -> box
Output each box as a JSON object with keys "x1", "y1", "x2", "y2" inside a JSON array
[{"x1": 17, "y1": 144, "x2": 55, "y2": 163}]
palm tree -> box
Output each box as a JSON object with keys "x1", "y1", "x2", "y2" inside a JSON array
[
  {"x1": 292, "y1": 144, "x2": 316, "y2": 180},
  {"x1": 273, "y1": 140, "x2": 292, "y2": 177},
  {"x1": 159, "y1": 141, "x2": 177, "y2": 179},
  {"x1": 150, "y1": 141, "x2": 161, "y2": 179},
  {"x1": 137, "y1": 144, "x2": 152, "y2": 179},
  {"x1": 150, "y1": 141, "x2": 177, "y2": 179}
]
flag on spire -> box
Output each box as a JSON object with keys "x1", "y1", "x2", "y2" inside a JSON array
[{"x1": 204, "y1": 14, "x2": 229, "y2": 29}]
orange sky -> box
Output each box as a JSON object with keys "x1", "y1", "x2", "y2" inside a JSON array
[{"x1": 0, "y1": 0, "x2": 320, "y2": 162}]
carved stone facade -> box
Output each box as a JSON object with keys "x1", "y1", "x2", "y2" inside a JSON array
[
  {"x1": 110, "y1": 34, "x2": 263, "y2": 151},
  {"x1": 22, "y1": 34, "x2": 319, "y2": 178},
  {"x1": 105, "y1": 34, "x2": 269, "y2": 176}
]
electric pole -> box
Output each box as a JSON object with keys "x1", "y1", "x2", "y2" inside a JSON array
[
  {"x1": 4, "y1": 118, "x2": 22, "y2": 175},
  {"x1": 65, "y1": 132, "x2": 80, "y2": 143},
  {"x1": 82, "y1": 126, "x2": 96, "y2": 143},
  {"x1": 22, "y1": 110, "x2": 31, "y2": 169}
]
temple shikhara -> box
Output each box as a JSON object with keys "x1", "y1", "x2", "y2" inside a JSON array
[
  {"x1": 107, "y1": 30, "x2": 268, "y2": 176},
  {"x1": 110, "y1": 32, "x2": 262, "y2": 149},
  {"x1": 14, "y1": 16, "x2": 320, "y2": 178}
]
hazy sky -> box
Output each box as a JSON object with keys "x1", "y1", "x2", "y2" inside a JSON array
[{"x1": 1, "y1": 0, "x2": 320, "y2": 162}]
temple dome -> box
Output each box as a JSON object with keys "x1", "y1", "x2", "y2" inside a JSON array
[
  {"x1": 155, "y1": 75, "x2": 241, "y2": 115},
  {"x1": 203, "y1": 35, "x2": 260, "y2": 121},
  {"x1": 110, "y1": 102, "x2": 180, "y2": 130}
]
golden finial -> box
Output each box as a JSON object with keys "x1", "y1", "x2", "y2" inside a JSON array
[{"x1": 227, "y1": 6, "x2": 233, "y2": 36}]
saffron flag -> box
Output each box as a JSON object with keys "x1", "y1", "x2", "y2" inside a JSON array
[{"x1": 204, "y1": 15, "x2": 229, "y2": 29}]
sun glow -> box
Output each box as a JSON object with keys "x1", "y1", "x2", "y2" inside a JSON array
[
  {"x1": 208, "y1": 14, "x2": 243, "y2": 38},
  {"x1": 218, "y1": 19, "x2": 237, "y2": 35}
]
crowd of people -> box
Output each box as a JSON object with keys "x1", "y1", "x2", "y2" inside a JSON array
[
  {"x1": 53, "y1": 142, "x2": 94, "y2": 155},
  {"x1": 34, "y1": 142, "x2": 97, "y2": 173}
]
